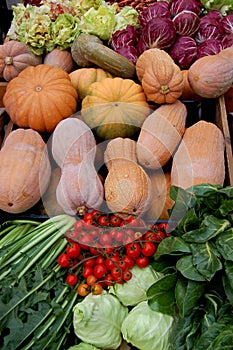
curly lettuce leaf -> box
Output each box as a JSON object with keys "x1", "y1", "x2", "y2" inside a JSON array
[{"x1": 51, "y1": 13, "x2": 80, "y2": 50}]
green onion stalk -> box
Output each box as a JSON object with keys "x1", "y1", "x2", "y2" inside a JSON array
[{"x1": 0, "y1": 214, "x2": 81, "y2": 350}]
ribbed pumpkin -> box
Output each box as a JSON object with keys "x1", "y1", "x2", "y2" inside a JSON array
[
  {"x1": 0, "y1": 128, "x2": 51, "y2": 214},
  {"x1": 0, "y1": 40, "x2": 42, "y2": 81},
  {"x1": 104, "y1": 138, "x2": 152, "y2": 219},
  {"x1": 136, "y1": 48, "x2": 184, "y2": 104},
  {"x1": 69, "y1": 67, "x2": 113, "y2": 100},
  {"x1": 3, "y1": 64, "x2": 78, "y2": 133},
  {"x1": 81, "y1": 77, "x2": 150, "y2": 140},
  {"x1": 137, "y1": 100, "x2": 187, "y2": 169}
]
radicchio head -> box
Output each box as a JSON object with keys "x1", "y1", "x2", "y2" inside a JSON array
[
  {"x1": 137, "y1": 17, "x2": 176, "y2": 54},
  {"x1": 197, "y1": 38, "x2": 223, "y2": 59},
  {"x1": 169, "y1": 36, "x2": 197, "y2": 69},
  {"x1": 168, "y1": 0, "x2": 204, "y2": 17},
  {"x1": 172, "y1": 10, "x2": 200, "y2": 36},
  {"x1": 138, "y1": 1, "x2": 171, "y2": 28}
]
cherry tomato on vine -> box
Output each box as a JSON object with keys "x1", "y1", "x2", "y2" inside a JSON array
[
  {"x1": 86, "y1": 274, "x2": 97, "y2": 285},
  {"x1": 144, "y1": 231, "x2": 158, "y2": 242},
  {"x1": 98, "y1": 215, "x2": 109, "y2": 226},
  {"x1": 82, "y1": 266, "x2": 93, "y2": 279},
  {"x1": 95, "y1": 256, "x2": 105, "y2": 265},
  {"x1": 83, "y1": 257, "x2": 96, "y2": 268},
  {"x1": 136, "y1": 256, "x2": 149, "y2": 268},
  {"x1": 99, "y1": 233, "x2": 112, "y2": 247},
  {"x1": 111, "y1": 266, "x2": 122, "y2": 281},
  {"x1": 57, "y1": 253, "x2": 71, "y2": 268},
  {"x1": 66, "y1": 274, "x2": 78, "y2": 286},
  {"x1": 73, "y1": 220, "x2": 84, "y2": 231},
  {"x1": 141, "y1": 242, "x2": 156, "y2": 257},
  {"x1": 109, "y1": 215, "x2": 121, "y2": 227},
  {"x1": 66, "y1": 242, "x2": 81, "y2": 259},
  {"x1": 93, "y1": 264, "x2": 108, "y2": 279},
  {"x1": 91, "y1": 283, "x2": 103, "y2": 295},
  {"x1": 158, "y1": 222, "x2": 169, "y2": 232},
  {"x1": 122, "y1": 255, "x2": 135, "y2": 269},
  {"x1": 122, "y1": 269, "x2": 132, "y2": 282},
  {"x1": 125, "y1": 242, "x2": 141, "y2": 259},
  {"x1": 105, "y1": 274, "x2": 115, "y2": 286},
  {"x1": 77, "y1": 283, "x2": 90, "y2": 297}
]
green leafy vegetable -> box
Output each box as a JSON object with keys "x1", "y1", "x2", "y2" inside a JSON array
[{"x1": 149, "y1": 184, "x2": 233, "y2": 349}]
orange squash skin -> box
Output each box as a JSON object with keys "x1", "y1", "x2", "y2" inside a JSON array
[{"x1": 3, "y1": 64, "x2": 78, "y2": 133}]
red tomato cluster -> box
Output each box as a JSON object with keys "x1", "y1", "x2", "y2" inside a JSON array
[{"x1": 57, "y1": 210, "x2": 170, "y2": 297}]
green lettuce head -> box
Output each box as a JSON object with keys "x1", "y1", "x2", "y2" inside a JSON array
[
  {"x1": 121, "y1": 301, "x2": 174, "y2": 350},
  {"x1": 51, "y1": 13, "x2": 80, "y2": 50},
  {"x1": 73, "y1": 292, "x2": 128, "y2": 349},
  {"x1": 114, "y1": 6, "x2": 139, "y2": 33},
  {"x1": 80, "y1": 4, "x2": 117, "y2": 40},
  {"x1": 11, "y1": 4, "x2": 54, "y2": 55},
  {"x1": 109, "y1": 265, "x2": 163, "y2": 306}
]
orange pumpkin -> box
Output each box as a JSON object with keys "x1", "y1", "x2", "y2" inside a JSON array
[
  {"x1": 3, "y1": 64, "x2": 78, "y2": 133},
  {"x1": 69, "y1": 67, "x2": 113, "y2": 99}
]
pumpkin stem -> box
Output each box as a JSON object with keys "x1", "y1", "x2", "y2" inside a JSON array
[
  {"x1": 4, "y1": 56, "x2": 13, "y2": 65},
  {"x1": 160, "y1": 85, "x2": 170, "y2": 95},
  {"x1": 35, "y1": 86, "x2": 42, "y2": 92}
]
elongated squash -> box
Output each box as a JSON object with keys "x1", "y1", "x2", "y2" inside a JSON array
[
  {"x1": 137, "y1": 100, "x2": 187, "y2": 169},
  {"x1": 71, "y1": 34, "x2": 136, "y2": 79},
  {"x1": 171, "y1": 120, "x2": 225, "y2": 189}
]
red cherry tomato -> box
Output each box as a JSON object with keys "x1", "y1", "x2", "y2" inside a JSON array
[
  {"x1": 86, "y1": 274, "x2": 97, "y2": 285},
  {"x1": 98, "y1": 215, "x2": 109, "y2": 226},
  {"x1": 141, "y1": 242, "x2": 156, "y2": 257},
  {"x1": 99, "y1": 233, "x2": 112, "y2": 247},
  {"x1": 136, "y1": 256, "x2": 149, "y2": 268},
  {"x1": 57, "y1": 253, "x2": 71, "y2": 268},
  {"x1": 95, "y1": 256, "x2": 105, "y2": 265},
  {"x1": 93, "y1": 264, "x2": 108, "y2": 279},
  {"x1": 82, "y1": 266, "x2": 93, "y2": 279},
  {"x1": 122, "y1": 255, "x2": 135, "y2": 269},
  {"x1": 66, "y1": 274, "x2": 78, "y2": 286},
  {"x1": 83, "y1": 257, "x2": 96, "y2": 268},
  {"x1": 66, "y1": 242, "x2": 81, "y2": 259},
  {"x1": 111, "y1": 266, "x2": 122, "y2": 281},
  {"x1": 125, "y1": 242, "x2": 141, "y2": 259},
  {"x1": 109, "y1": 215, "x2": 121, "y2": 227},
  {"x1": 122, "y1": 269, "x2": 132, "y2": 281},
  {"x1": 105, "y1": 274, "x2": 115, "y2": 286}
]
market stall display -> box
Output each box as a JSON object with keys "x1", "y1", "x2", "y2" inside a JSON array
[{"x1": 0, "y1": 0, "x2": 233, "y2": 349}]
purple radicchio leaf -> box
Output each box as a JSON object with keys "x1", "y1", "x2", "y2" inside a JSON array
[
  {"x1": 194, "y1": 14, "x2": 222, "y2": 44},
  {"x1": 168, "y1": 0, "x2": 204, "y2": 17},
  {"x1": 197, "y1": 38, "x2": 223, "y2": 59},
  {"x1": 169, "y1": 36, "x2": 197, "y2": 69},
  {"x1": 137, "y1": 17, "x2": 176, "y2": 54},
  {"x1": 114, "y1": 45, "x2": 139, "y2": 65},
  {"x1": 172, "y1": 10, "x2": 200, "y2": 36},
  {"x1": 138, "y1": 1, "x2": 171, "y2": 28},
  {"x1": 219, "y1": 14, "x2": 233, "y2": 35},
  {"x1": 110, "y1": 25, "x2": 139, "y2": 50},
  {"x1": 222, "y1": 33, "x2": 233, "y2": 49}
]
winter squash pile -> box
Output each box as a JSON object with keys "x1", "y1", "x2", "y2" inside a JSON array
[{"x1": 0, "y1": 28, "x2": 232, "y2": 220}]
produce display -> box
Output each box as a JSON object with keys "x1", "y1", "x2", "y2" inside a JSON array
[{"x1": 0, "y1": 0, "x2": 233, "y2": 349}]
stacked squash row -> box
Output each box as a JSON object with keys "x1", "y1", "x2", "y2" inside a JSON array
[{"x1": 0, "y1": 37, "x2": 231, "y2": 220}]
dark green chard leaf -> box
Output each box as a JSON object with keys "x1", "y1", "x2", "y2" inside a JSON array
[
  {"x1": 176, "y1": 255, "x2": 207, "y2": 282},
  {"x1": 191, "y1": 242, "x2": 222, "y2": 281},
  {"x1": 147, "y1": 273, "x2": 177, "y2": 316},
  {"x1": 182, "y1": 215, "x2": 231, "y2": 243},
  {"x1": 217, "y1": 199, "x2": 233, "y2": 216},
  {"x1": 222, "y1": 261, "x2": 233, "y2": 305},
  {"x1": 175, "y1": 279, "x2": 207, "y2": 317},
  {"x1": 154, "y1": 236, "x2": 191, "y2": 259},
  {"x1": 216, "y1": 228, "x2": 233, "y2": 261}
]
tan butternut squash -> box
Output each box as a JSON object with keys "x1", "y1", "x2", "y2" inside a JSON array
[
  {"x1": 52, "y1": 118, "x2": 104, "y2": 215},
  {"x1": 104, "y1": 137, "x2": 152, "y2": 219},
  {"x1": 146, "y1": 171, "x2": 174, "y2": 221},
  {"x1": 0, "y1": 128, "x2": 51, "y2": 213},
  {"x1": 171, "y1": 120, "x2": 225, "y2": 189},
  {"x1": 137, "y1": 100, "x2": 187, "y2": 170}
]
